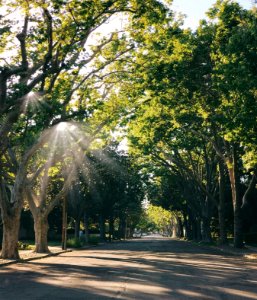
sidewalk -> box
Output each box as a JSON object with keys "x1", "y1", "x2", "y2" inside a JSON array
[
  {"x1": 0, "y1": 246, "x2": 71, "y2": 267},
  {"x1": 216, "y1": 244, "x2": 257, "y2": 260},
  {"x1": 194, "y1": 241, "x2": 257, "y2": 260}
]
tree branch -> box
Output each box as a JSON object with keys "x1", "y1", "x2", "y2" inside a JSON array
[
  {"x1": 16, "y1": 15, "x2": 29, "y2": 76},
  {"x1": 242, "y1": 174, "x2": 257, "y2": 209}
]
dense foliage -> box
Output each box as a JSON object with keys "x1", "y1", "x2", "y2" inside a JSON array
[{"x1": 0, "y1": 0, "x2": 256, "y2": 259}]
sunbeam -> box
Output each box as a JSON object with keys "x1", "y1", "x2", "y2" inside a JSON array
[
  {"x1": 22, "y1": 91, "x2": 47, "y2": 113},
  {"x1": 56, "y1": 122, "x2": 69, "y2": 132},
  {"x1": 26, "y1": 120, "x2": 126, "y2": 221}
]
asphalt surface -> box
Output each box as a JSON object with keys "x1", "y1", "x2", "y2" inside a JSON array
[{"x1": 0, "y1": 237, "x2": 257, "y2": 300}]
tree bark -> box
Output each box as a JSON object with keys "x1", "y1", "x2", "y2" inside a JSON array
[
  {"x1": 0, "y1": 179, "x2": 24, "y2": 259},
  {"x1": 201, "y1": 195, "x2": 213, "y2": 243},
  {"x1": 226, "y1": 146, "x2": 244, "y2": 248},
  {"x1": 201, "y1": 216, "x2": 212, "y2": 242},
  {"x1": 172, "y1": 216, "x2": 183, "y2": 238},
  {"x1": 194, "y1": 218, "x2": 202, "y2": 241},
  {"x1": 178, "y1": 217, "x2": 184, "y2": 238},
  {"x1": 185, "y1": 210, "x2": 194, "y2": 240},
  {"x1": 83, "y1": 212, "x2": 89, "y2": 244},
  {"x1": 218, "y1": 160, "x2": 228, "y2": 245},
  {"x1": 118, "y1": 217, "x2": 126, "y2": 239},
  {"x1": 109, "y1": 216, "x2": 114, "y2": 242},
  {"x1": 1, "y1": 211, "x2": 21, "y2": 259},
  {"x1": 33, "y1": 214, "x2": 49, "y2": 253},
  {"x1": 99, "y1": 214, "x2": 105, "y2": 242},
  {"x1": 74, "y1": 217, "x2": 80, "y2": 239}
]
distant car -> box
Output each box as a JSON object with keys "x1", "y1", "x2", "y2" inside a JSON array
[{"x1": 133, "y1": 232, "x2": 142, "y2": 238}]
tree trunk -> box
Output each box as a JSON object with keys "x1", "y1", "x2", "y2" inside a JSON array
[
  {"x1": 194, "y1": 218, "x2": 202, "y2": 241},
  {"x1": 83, "y1": 212, "x2": 89, "y2": 244},
  {"x1": 172, "y1": 216, "x2": 183, "y2": 238},
  {"x1": 1, "y1": 211, "x2": 21, "y2": 259},
  {"x1": 118, "y1": 217, "x2": 126, "y2": 239},
  {"x1": 226, "y1": 147, "x2": 244, "y2": 248},
  {"x1": 201, "y1": 216, "x2": 212, "y2": 243},
  {"x1": 124, "y1": 217, "x2": 128, "y2": 239},
  {"x1": 191, "y1": 218, "x2": 197, "y2": 240},
  {"x1": 0, "y1": 175, "x2": 25, "y2": 259},
  {"x1": 185, "y1": 210, "x2": 193, "y2": 240},
  {"x1": 178, "y1": 217, "x2": 184, "y2": 238},
  {"x1": 183, "y1": 214, "x2": 189, "y2": 239},
  {"x1": 172, "y1": 222, "x2": 179, "y2": 238},
  {"x1": 34, "y1": 214, "x2": 49, "y2": 253},
  {"x1": 99, "y1": 214, "x2": 105, "y2": 242},
  {"x1": 109, "y1": 217, "x2": 114, "y2": 242},
  {"x1": 74, "y1": 217, "x2": 80, "y2": 239},
  {"x1": 201, "y1": 196, "x2": 212, "y2": 243},
  {"x1": 218, "y1": 160, "x2": 228, "y2": 245}
]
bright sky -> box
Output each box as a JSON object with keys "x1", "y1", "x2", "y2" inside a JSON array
[{"x1": 172, "y1": 0, "x2": 252, "y2": 29}]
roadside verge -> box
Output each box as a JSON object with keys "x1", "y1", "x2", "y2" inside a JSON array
[{"x1": 0, "y1": 247, "x2": 72, "y2": 267}]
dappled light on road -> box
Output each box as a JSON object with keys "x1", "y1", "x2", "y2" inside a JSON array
[{"x1": 0, "y1": 238, "x2": 257, "y2": 299}]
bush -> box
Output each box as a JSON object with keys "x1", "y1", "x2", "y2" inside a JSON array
[
  {"x1": 66, "y1": 238, "x2": 82, "y2": 248},
  {"x1": 18, "y1": 241, "x2": 33, "y2": 250}
]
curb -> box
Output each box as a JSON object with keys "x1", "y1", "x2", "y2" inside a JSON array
[
  {"x1": 208, "y1": 245, "x2": 257, "y2": 259},
  {"x1": 0, "y1": 241, "x2": 113, "y2": 267},
  {"x1": 0, "y1": 249, "x2": 72, "y2": 267},
  {"x1": 186, "y1": 239, "x2": 257, "y2": 259}
]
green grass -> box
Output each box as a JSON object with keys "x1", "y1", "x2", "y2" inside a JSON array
[
  {"x1": 20, "y1": 234, "x2": 101, "y2": 250},
  {"x1": 19, "y1": 240, "x2": 63, "y2": 251}
]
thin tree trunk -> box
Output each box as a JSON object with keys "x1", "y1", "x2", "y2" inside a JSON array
[
  {"x1": 172, "y1": 221, "x2": 178, "y2": 238},
  {"x1": 34, "y1": 214, "x2": 49, "y2": 253},
  {"x1": 74, "y1": 217, "x2": 80, "y2": 239},
  {"x1": 118, "y1": 217, "x2": 126, "y2": 239},
  {"x1": 192, "y1": 218, "x2": 197, "y2": 240},
  {"x1": 172, "y1": 216, "x2": 182, "y2": 238},
  {"x1": 201, "y1": 195, "x2": 212, "y2": 243},
  {"x1": 178, "y1": 217, "x2": 184, "y2": 238},
  {"x1": 83, "y1": 212, "x2": 89, "y2": 244},
  {"x1": 62, "y1": 197, "x2": 67, "y2": 250},
  {"x1": 124, "y1": 217, "x2": 128, "y2": 239},
  {"x1": 186, "y1": 211, "x2": 193, "y2": 240},
  {"x1": 201, "y1": 216, "x2": 212, "y2": 242},
  {"x1": 218, "y1": 160, "x2": 228, "y2": 245},
  {"x1": 109, "y1": 217, "x2": 114, "y2": 242},
  {"x1": 183, "y1": 214, "x2": 189, "y2": 239},
  {"x1": 196, "y1": 218, "x2": 202, "y2": 241},
  {"x1": 99, "y1": 214, "x2": 105, "y2": 242},
  {"x1": 226, "y1": 147, "x2": 244, "y2": 248}
]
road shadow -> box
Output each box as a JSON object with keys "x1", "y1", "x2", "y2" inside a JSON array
[{"x1": 0, "y1": 238, "x2": 257, "y2": 299}]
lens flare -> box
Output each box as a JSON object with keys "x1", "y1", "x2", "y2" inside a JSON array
[
  {"x1": 56, "y1": 122, "x2": 68, "y2": 132},
  {"x1": 22, "y1": 91, "x2": 47, "y2": 113}
]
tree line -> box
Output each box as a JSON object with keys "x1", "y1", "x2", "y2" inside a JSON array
[
  {"x1": 0, "y1": 0, "x2": 256, "y2": 259},
  {"x1": 124, "y1": 1, "x2": 257, "y2": 247},
  {"x1": 0, "y1": 0, "x2": 168, "y2": 258}
]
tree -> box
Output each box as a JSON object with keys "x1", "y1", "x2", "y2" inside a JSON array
[
  {"x1": 118, "y1": 1, "x2": 257, "y2": 247},
  {"x1": 0, "y1": 0, "x2": 171, "y2": 258},
  {"x1": 84, "y1": 145, "x2": 144, "y2": 241}
]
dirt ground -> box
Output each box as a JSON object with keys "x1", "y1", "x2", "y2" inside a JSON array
[{"x1": 0, "y1": 237, "x2": 257, "y2": 299}]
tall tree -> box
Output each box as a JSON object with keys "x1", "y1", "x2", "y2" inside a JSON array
[{"x1": 0, "y1": 0, "x2": 171, "y2": 258}]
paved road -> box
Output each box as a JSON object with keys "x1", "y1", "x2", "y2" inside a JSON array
[{"x1": 0, "y1": 237, "x2": 257, "y2": 300}]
